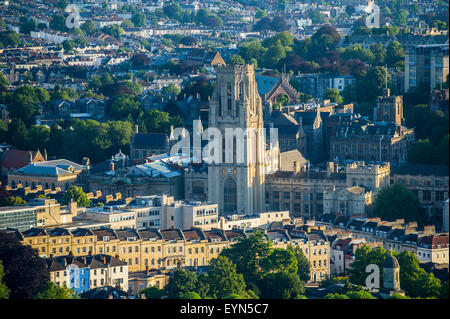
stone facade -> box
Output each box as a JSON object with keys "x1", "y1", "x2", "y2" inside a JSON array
[{"x1": 207, "y1": 64, "x2": 270, "y2": 215}]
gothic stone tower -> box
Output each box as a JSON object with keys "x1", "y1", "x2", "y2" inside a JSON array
[{"x1": 208, "y1": 64, "x2": 266, "y2": 216}]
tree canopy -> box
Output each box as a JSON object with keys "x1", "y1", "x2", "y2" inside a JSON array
[
  {"x1": 0, "y1": 232, "x2": 50, "y2": 299},
  {"x1": 373, "y1": 183, "x2": 423, "y2": 224},
  {"x1": 61, "y1": 186, "x2": 91, "y2": 207},
  {"x1": 34, "y1": 282, "x2": 79, "y2": 299}
]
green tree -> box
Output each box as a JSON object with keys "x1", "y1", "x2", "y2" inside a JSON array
[
  {"x1": 386, "y1": 41, "x2": 404, "y2": 70},
  {"x1": 121, "y1": 19, "x2": 135, "y2": 28},
  {"x1": 35, "y1": 87, "x2": 50, "y2": 103},
  {"x1": 20, "y1": 18, "x2": 37, "y2": 35},
  {"x1": 340, "y1": 44, "x2": 375, "y2": 64},
  {"x1": 161, "y1": 83, "x2": 180, "y2": 96},
  {"x1": 394, "y1": 9, "x2": 409, "y2": 27},
  {"x1": 309, "y1": 10, "x2": 325, "y2": 24},
  {"x1": 0, "y1": 72, "x2": 9, "y2": 91},
  {"x1": 61, "y1": 186, "x2": 91, "y2": 207},
  {"x1": 0, "y1": 31, "x2": 21, "y2": 48},
  {"x1": 131, "y1": 13, "x2": 146, "y2": 27},
  {"x1": 355, "y1": 66, "x2": 391, "y2": 103},
  {"x1": 348, "y1": 244, "x2": 390, "y2": 285},
  {"x1": 228, "y1": 54, "x2": 245, "y2": 66},
  {"x1": 389, "y1": 293, "x2": 411, "y2": 299},
  {"x1": 7, "y1": 119, "x2": 28, "y2": 149},
  {"x1": 34, "y1": 282, "x2": 79, "y2": 299},
  {"x1": 107, "y1": 121, "x2": 133, "y2": 153},
  {"x1": 207, "y1": 256, "x2": 246, "y2": 299},
  {"x1": 7, "y1": 85, "x2": 40, "y2": 126},
  {"x1": 259, "y1": 272, "x2": 304, "y2": 299},
  {"x1": 81, "y1": 20, "x2": 97, "y2": 35},
  {"x1": 373, "y1": 183, "x2": 423, "y2": 224},
  {"x1": 345, "y1": 290, "x2": 376, "y2": 299},
  {"x1": 396, "y1": 251, "x2": 442, "y2": 298},
  {"x1": 255, "y1": 9, "x2": 268, "y2": 19},
  {"x1": 323, "y1": 88, "x2": 343, "y2": 104},
  {"x1": 181, "y1": 291, "x2": 202, "y2": 299},
  {"x1": 0, "y1": 232, "x2": 50, "y2": 299},
  {"x1": 287, "y1": 245, "x2": 310, "y2": 282},
  {"x1": 139, "y1": 109, "x2": 171, "y2": 133},
  {"x1": 238, "y1": 40, "x2": 266, "y2": 64},
  {"x1": 49, "y1": 15, "x2": 67, "y2": 32},
  {"x1": 165, "y1": 269, "x2": 198, "y2": 299},
  {"x1": 221, "y1": 231, "x2": 272, "y2": 286},
  {"x1": 110, "y1": 95, "x2": 141, "y2": 121},
  {"x1": 102, "y1": 25, "x2": 125, "y2": 39},
  {"x1": 370, "y1": 44, "x2": 387, "y2": 66},
  {"x1": 140, "y1": 286, "x2": 164, "y2": 299},
  {"x1": 324, "y1": 293, "x2": 350, "y2": 299},
  {"x1": 261, "y1": 248, "x2": 298, "y2": 274},
  {"x1": 262, "y1": 44, "x2": 286, "y2": 68},
  {"x1": 0, "y1": 261, "x2": 9, "y2": 299},
  {"x1": 5, "y1": 196, "x2": 26, "y2": 206}
]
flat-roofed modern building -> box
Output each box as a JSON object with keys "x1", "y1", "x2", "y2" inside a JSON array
[
  {"x1": 0, "y1": 205, "x2": 38, "y2": 230},
  {"x1": 0, "y1": 198, "x2": 77, "y2": 230},
  {"x1": 405, "y1": 44, "x2": 449, "y2": 92}
]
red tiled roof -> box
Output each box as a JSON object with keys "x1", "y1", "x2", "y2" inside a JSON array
[
  {"x1": 420, "y1": 235, "x2": 449, "y2": 248},
  {"x1": 0, "y1": 150, "x2": 44, "y2": 170},
  {"x1": 183, "y1": 229, "x2": 201, "y2": 241}
]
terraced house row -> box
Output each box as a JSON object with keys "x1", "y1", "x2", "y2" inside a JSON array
[
  {"x1": 3, "y1": 225, "x2": 331, "y2": 282},
  {"x1": 316, "y1": 214, "x2": 449, "y2": 264}
]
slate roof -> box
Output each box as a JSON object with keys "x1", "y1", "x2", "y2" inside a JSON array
[
  {"x1": 92, "y1": 228, "x2": 118, "y2": 241},
  {"x1": 203, "y1": 230, "x2": 226, "y2": 242},
  {"x1": 48, "y1": 228, "x2": 71, "y2": 237},
  {"x1": 255, "y1": 74, "x2": 280, "y2": 96},
  {"x1": 160, "y1": 229, "x2": 184, "y2": 241},
  {"x1": 133, "y1": 133, "x2": 169, "y2": 148},
  {"x1": 44, "y1": 259, "x2": 66, "y2": 272},
  {"x1": 12, "y1": 159, "x2": 85, "y2": 176},
  {"x1": 292, "y1": 111, "x2": 319, "y2": 126},
  {"x1": 138, "y1": 228, "x2": 162, "y2": 241},
  {"x1": 21, "y1": 227, "x2": 48, "y2": 237},
  {"x1": 183, "y1": 228, "x2": 204, "y2": 241},
  {"x1": 115, "y1": 229, "x2": 140, "y2": 241}
]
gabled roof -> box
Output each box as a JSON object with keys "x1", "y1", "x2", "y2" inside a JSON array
[
  {"x1": 138, "y1": 228, "x2": 162, "y2": 241},
  {"x1": 48, "y1": 228, "x2": 71, "y2": 237},
  {"x1": 0, "y1": 149, "x2": 45, "y2": 170},
  {"x1": 21, "y1": 227, "x2": 48, "y2": 237},
  {"x1": 92, "y1": 228, "x2": 118, "y2": 241},
  {"x1": 44, "y1": 258, "x2": 66, "y2": 272},
  {"x1": 71, "y1": 228, "x2": 94, "y2": 237},
  {"x1": 332, "y1": 238, "x2": 352, "y2": 251},
  {"x1": 182, "y1": 228, "x2": 205, "y2": 241},
  {"x1": 12, "y1": 159, "x2": 85, "y2": 176},
  {"x1": 115, "y1": 229, "x2": 140, "y2": 241},
  {"x1": 203, "y1": 229, "x2": 226, "y2": 242},
  {"x1": 132, "y1": 133, "x2": 169, "y2": 148},
  {"x1": 160, "y1": 229, "x2": 184, "y2": 241}
]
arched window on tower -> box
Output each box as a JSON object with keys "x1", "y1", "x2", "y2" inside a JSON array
[{"x1": 224, "y1": 178, "x2": 237, "y2": 214}]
